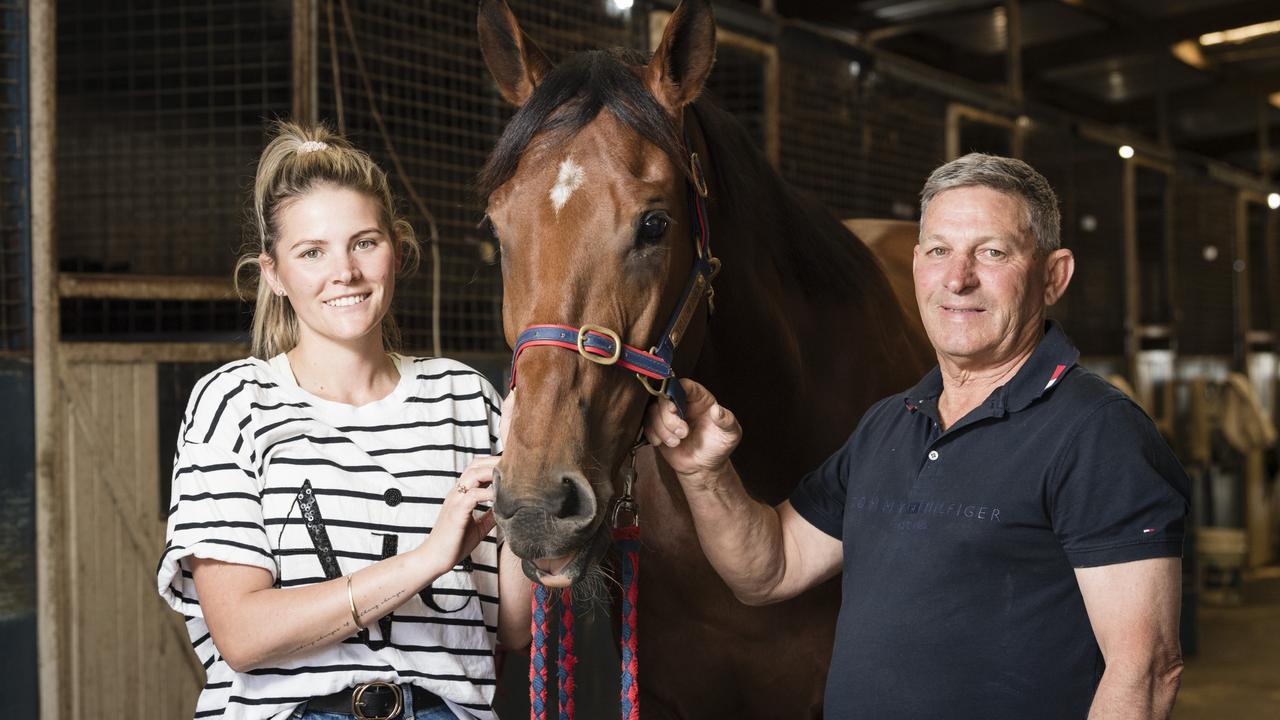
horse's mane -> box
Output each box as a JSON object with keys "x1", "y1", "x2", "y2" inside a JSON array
[
  {"x1": 689, "y1": 99, "x2": 879, "y2": 301},
  {"x1": 478, "y1": 46, "x2": 879, "y2": 302},
  {"x1": 478, "y1": 48, "x2": 688, "y2": 199}
]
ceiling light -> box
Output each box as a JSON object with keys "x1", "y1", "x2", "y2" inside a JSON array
[
  {"x1": 1269, "y1": 193, "x2": 1280, "y2": 210},
  {"x1": 1118, "y1": 145, "x2": 1135, "y2": 160},
  {"x1": 1200, "y1": 20, "x2": 1280, "y2": 47},
  {"x1": 1170, "y1": 40, "x2": 1208, "y2": 70},
  {"x1": 609, "y1": 0, "x2": 633, "y2": 11}
]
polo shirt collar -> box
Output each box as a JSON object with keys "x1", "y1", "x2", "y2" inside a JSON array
[{"x1": 902, "y1": 320, "x2": 1080, "y2": 419}]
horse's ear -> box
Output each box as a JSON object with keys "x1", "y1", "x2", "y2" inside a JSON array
[
  {"x1": 477, "y1": 0, "x2": 553, "y2": 107},
  {"x1": 645, "y1": 0, "x2": 716, "y2": 114}
]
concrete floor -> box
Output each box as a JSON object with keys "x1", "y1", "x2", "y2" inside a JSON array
[{"x1": 1176, "y1": 569, "x2": 1280, "y2": 718}]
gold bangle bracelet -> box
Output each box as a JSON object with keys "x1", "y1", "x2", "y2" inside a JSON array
[{"x1": 347, "y1": 574, "x2": 365, "y2": 630}]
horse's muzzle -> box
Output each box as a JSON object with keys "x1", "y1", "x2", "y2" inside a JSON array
[{"x1": 494, "y1": 469, "x2": 600, "y2": 560}]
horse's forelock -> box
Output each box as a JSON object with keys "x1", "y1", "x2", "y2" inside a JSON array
[{"x1": 478, "y1": 48, "x2": 688, "y2": 200}]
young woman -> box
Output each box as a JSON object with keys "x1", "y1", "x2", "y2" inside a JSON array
[{"x1": 158, "y1": 122, "x2": 530, "y2": 720}]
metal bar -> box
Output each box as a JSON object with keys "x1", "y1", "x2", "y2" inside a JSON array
[{"x1": 57, "y1": 273, "x2": 238, "y2": 301}]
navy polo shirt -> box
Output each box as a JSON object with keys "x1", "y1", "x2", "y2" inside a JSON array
[{"x1": 790, "y1": 321, "x2": 1189, "y2": 720}]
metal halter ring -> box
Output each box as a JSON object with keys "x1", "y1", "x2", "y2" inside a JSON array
[
  {"x1": 690, "y1": 152, "x2": 709, "y2": 198},
  {"x1": 577, "y1": 324, "x2": 622, "y2": 366},
  {"x1": 635, "y1": 372, "x2": 669, "y2": 398}
]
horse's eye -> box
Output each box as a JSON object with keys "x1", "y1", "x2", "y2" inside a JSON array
[
  {"x1": 479, "y1": 216, "x2": 500, "y2": 242},
  {"x1": 637, "y1": 212, "x2": 670, "y2": 243}
]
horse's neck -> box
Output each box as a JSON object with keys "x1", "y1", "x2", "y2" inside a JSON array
[{"x1": 691, "y1": 188, "x2": 926, "y2": 505}]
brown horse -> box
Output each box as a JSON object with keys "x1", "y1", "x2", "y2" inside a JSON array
[{"x1": 478, "y1": 0, "x2": 932, "y2": 716}]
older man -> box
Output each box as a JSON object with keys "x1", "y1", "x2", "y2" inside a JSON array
[{"x1": 644, "y1": 153, "x2": 1189, "y2": 719}]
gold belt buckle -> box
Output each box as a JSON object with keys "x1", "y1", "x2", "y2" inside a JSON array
[{"x1": 351, "y1": 681, "x2": 403, "y2": 720}]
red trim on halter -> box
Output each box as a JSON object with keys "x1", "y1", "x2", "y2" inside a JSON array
[{"x1": 508, "y1": 324, "x2": 671, "y2": 388}]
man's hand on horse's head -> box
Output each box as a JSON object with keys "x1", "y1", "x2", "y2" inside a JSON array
[{"x1": 644, "y1": 379, "x2": 742, "y2": 484}]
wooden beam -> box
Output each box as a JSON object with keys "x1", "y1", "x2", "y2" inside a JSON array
[
  {"x1": 60, "y1": 343, "x2": 250, "y2": 365},
  {"x1": 30, "y1": 0, "x2": 68, "y2": 716},
  {"x1": 58, "y1": 274, "x2": 240, "y2": 302},
  {"x1": 1028, "y1": 0, "x2": 1280, "y2": 75}
]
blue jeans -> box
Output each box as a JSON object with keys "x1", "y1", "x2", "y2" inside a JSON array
[{"x1": 290, "y1": 685, "x2": 461, "y2": 720}]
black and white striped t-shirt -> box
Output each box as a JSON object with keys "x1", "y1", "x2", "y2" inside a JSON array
[{"x1": 157, "y1": 354, "x2": 504, "y2": 720}]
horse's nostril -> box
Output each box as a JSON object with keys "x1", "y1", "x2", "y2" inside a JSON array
[{"x1": 554, "y1": 474, "x2": 583, "y2": 520}]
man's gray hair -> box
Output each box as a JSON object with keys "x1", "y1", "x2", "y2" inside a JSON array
[{"x1": 919, "y1": 153, "x2": 1062, "y2": 254}]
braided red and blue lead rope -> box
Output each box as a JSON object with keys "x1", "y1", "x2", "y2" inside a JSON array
[
  {"x1": 558, "y1": 588, "x2": 577, "y2": 718},
  {"x1": 531, "y1": 584, "x2": 550, "y2": 720},
  {"x1": 616, "y1": 526, "x2": 641, "y2": 720}
]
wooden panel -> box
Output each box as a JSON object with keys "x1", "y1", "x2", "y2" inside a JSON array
[{"x1": 62, "y1": 360, "x2": 202, "y2": 719}]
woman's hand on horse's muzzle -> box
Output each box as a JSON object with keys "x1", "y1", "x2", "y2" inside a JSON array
[{"x1": 644, "y1": 379, "x2": 742, "y2": 483}]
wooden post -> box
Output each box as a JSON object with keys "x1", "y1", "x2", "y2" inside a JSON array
[
  {"x1": 293, "y1": 0, "x2": 318, "y2": 124},
  {"x1": 1236, "y1": 193, "x2": 1254, "y2": 371},
  {"x1": 31, "y1": 0, "x2": 67, "y2": 717},
  {"x1": 1004, "y1": 0, "x2": 1022, "y2": 104},
  {"x1": 1260, "y1": 97, "x2": 1272, "y2": 181},
  {"x1": 1123, "y1": 157, "x2": 1139, "y2": 383},
  {"x1": 1245, "y1": 448, "x2": 1272, "y2": 567}
]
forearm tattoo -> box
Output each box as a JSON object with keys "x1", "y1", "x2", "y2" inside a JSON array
[
  {"x1": 358, "y1": 588, "x2": 407, "y2": 621},
  {"x1": 288, "y1": 620, "x2": 352, "y2": 656}
]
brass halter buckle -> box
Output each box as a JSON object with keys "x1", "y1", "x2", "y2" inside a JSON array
[
  {"x1": 351, "y1": 681, "x2": 403, "y2": 720},
  {"x1": 577, "y1": 324, "x2": 623, "y2": 366},
  {"x1": 635, "y1": 345, "x2": 670, "y2": 398}
]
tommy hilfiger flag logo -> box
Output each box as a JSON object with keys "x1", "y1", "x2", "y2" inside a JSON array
[{"x1": 1043, "y1": 364, "x2": 1068, "y2": 391}]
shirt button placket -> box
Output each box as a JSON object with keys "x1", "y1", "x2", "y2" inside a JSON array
[{"x1": 927, "y1": 450, "x2": 939, "y2": 461}]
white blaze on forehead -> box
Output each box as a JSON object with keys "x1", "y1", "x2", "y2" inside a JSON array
[{"x1": 549, "y1": 158, "x2": 586, "y2": 214}]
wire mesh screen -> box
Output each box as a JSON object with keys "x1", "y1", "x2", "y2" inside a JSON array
[
  {"x1": 1023, "y1": 121, "x2": 1078, "y2": 340},
  {"x1": 1025, "y1": 127, "x2": 1125, "y2": 356},
  {"x1": 852, "y1": 72, "x2": 947, "y2": 220},
  {"x1": 1245, "y1": 200, "x2": 1273, "y2": 333},
  {"x1": 776, "y1": 40, "x2": 864, "y2": 219},
  {"x1": 55, "y1": 0, "x2": 291, "y2": 341},
  {"x1": 315, "y1": 0, "x2": 650, "y2": 354},
  {"x1": 1174, "y1": 177, "x2": 1236, "y2": 356},
  {"x1": 956, "y1": 115, "x2": 1012, "y2": 158},
  {"x1": 1134, "y1": 166, "x2": 1171, "y2": 327},
  {"x1": 57, "y1": 0, "x2": 292, "y2": 277},
  {"x1": 702, "y1": 40, "x2": 767, "y2": 153},
  {"x1": 1, "y1": 0, "x2": 29, "y2": 352},
  {"x1": 779, "y1": 46, "x2": 947, "y2": 222},
  {"x1": 59, "y1": 297, "x2": 248, "y2": 341}
]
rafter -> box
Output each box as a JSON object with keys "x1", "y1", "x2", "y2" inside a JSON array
[{"x1": 1025, "y1": 0, "x2": 1280, "y2": 75}]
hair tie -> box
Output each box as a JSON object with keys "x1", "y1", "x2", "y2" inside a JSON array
[{"x1": 297, "y1": 140, "x2": 329, "y2": 154}]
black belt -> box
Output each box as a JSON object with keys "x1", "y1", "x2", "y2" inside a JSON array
[{"x1": 305, "y1": 681, "x2": 444, "y2": 719}]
